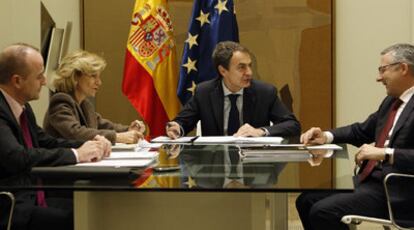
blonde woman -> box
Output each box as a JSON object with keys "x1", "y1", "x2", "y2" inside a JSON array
[{"x1": 43, "y1": 50, "x2": 145, "y2": 144}]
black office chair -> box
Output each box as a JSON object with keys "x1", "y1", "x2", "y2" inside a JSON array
[
  {"x1": 0, "y1": 191, "x2": 15, "y2": 230},
  {"x1": 341, "y1": 173, "x2": 414, "y2": 230}
]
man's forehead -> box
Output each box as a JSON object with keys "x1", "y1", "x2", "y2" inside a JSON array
[{"x1": 231, "y1": 51, "x2": 251, "y2": 64}]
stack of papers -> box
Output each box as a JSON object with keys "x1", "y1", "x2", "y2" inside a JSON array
[
  {"x1": 193, "y1": 136, "x2": 284, "y2": 145},
  {"x1": 240, "y1": 144, "x2": 342, "y2": 163},
  {"x1": 75, "y1": 151, "x2": 158, "y2": 168}
]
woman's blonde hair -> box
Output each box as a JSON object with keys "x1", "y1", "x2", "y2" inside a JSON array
[{"x1": 53, "y1": 50, "x2": 107, "y2": 93}]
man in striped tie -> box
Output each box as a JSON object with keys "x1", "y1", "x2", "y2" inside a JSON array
[{"x1": 296, "y1": 43, "x2": 414, "y2": 229}]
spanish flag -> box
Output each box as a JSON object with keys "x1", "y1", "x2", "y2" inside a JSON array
[{"x1": 123, "y1": 0, "x2": 180, "y2": 138}]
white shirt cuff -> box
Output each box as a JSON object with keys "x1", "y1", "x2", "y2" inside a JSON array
[
  {"x1": 324, "y1": 131, "x2": 334, "y2": 143},
  {"x1": 71, "y1": 148, "x2": 79, "y2": 163}
]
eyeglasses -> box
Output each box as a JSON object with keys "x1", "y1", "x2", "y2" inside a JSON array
[{"x1": 378, "y1": 62, "x2": 401, "y2": 74}]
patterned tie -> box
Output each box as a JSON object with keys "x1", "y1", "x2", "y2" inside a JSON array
[
  {"x1": 358, "y1": 99, "x2": 403, "y2": 182},
  {"x1": 20, "y1": 109, "x2": 47, "y2": 208},
  {"x1": 227, "y1": 94, "x2": 240, "y2": 135}
]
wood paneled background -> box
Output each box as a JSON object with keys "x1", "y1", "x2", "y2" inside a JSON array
[{"x1": 83, "y1": 0, "x2": 332, "y2": 188}]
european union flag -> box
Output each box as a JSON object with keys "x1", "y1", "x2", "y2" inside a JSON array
[{"x1": 177, "y1": 0, "x2": 239, "y2": 104}]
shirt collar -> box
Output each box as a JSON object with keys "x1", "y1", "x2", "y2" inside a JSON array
[
  {"x1": 0, "y1": 88, "x2": 24, "y2": 122},
  {"x1": 399, "y1": 86, "x2": 414, "y2": 104},
  {"x1": 221, "y1": 80, "x2": 244, "y2": 97}
]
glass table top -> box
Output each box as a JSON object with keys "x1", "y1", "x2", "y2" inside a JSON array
[{"x1": 0, "y1": 144, "x2": 354, "y2": 192}]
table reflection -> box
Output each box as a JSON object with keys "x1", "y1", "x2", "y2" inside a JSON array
[{"x1": 0, "y1": 144, "x2": 352, "y2": 191}]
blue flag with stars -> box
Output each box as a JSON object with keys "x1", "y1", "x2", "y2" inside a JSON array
[{"x1": 177, "y1": 0, "x2": 239, "y2": 104}]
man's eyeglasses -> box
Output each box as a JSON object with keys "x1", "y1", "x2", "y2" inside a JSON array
[{"x1": 378, "y1": 62, "x2": 401, "y2": 74}]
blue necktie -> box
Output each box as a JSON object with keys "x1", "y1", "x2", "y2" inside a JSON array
[{"x1": 227, "y1": 94, "x2": 240, "y2": 135}]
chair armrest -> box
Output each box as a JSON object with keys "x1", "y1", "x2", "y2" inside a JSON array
[
  {"x1": 0, "y1": 192, "x2": 15, "y2": 230},
  {"x1": 341, "y1": 214, "x2": 392, "y2": 226}
]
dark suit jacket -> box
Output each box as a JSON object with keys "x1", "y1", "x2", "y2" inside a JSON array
[
  {"x1": 0, "y1": 91, "x2": 83, "y2": 229},
  {"x1": 174, "y1": 78, "x2": 301, "y2": 136},
  {"x1": 331, "y1": 95, "x2": 414, "y2": 177}
]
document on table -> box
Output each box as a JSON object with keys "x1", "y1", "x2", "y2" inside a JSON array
[
  {"x1": 106, "y1": 151, "x2": 158, "y2": 160},
  {"x1": 240, "y1": 144, "x2": 342, "y2": 163},
  {"x1": 112, "y1": 143, "x2": 137, "y2": 151},
  {"x1": 150, "y1": 136, "x2": 198, "y2": 143},
  {"x1": 112, "y1": 140, "x2": 162, "y2": 152},
  {"x1": 75, "y1": 151, "x2": 158, "y2": 168},
  {"x1": 75, "y1": 158, "x2": 156, "y2": 168},
  {"x1": 193, "y1": 136, "x2": 284, "y2": 145},
  {"x1": 241, "y1": 152, "x2": 312, "y2": 163},
  {"x1": 265, "y1": 144, "x2": 343, "y2": 150}
]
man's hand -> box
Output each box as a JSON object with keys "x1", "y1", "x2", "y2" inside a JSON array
[
  {"x1": 166, "y1": 121, "x2": 181, "y2": 139},
  {"x1": 300, "y1": 127, "x2": 327, "y2": 145},
  {"x1": 354, "y1": 144, "x2": 385, "y2": 166},
  {"x1": 234, "y1": 123, "x2": 265, "y2": 137},
  {"x1": 93, "y1": 135, "x2": 111, "y2": 157},
  {"x1": 116, "y1": 130, "x2": 144, "y2": 144},
  {"x1": 128, "y1": 120, "x2": 146, "y2": 133},
  {"x1": 76, "y1": 140, "x2": 105, "y2": 162}
]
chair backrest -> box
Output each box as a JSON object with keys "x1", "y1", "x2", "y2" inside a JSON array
[
  {"x1": 0, "y1": 192, "x2": 15, "y2": 230},
  {"x1": 383, "y1": 173, "x2": 414, "y2": 229}
]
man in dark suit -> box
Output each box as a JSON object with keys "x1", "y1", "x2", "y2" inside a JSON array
[
  {"x1": 296, "y1": 43, "x2": 414, "y2": 229},
  {"x1": 0, "y1": 43, "x2": 111, "y2": 230},
  {"x1": 166, "y1": 41, "x2": 300, "y2": 138}
]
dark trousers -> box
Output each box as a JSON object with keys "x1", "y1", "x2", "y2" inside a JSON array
[
  {"x1": 27, "y1": 197, "x2": 73, "y2": 230},
  {"x1": 296, "y1": 179, "x2": 389, "y2": 230}
]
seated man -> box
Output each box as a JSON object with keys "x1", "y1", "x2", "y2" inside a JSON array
[
  {"x1": 0, "y1": 43, "x2": 111, "y2": 230},
  {"x1": 167, "y1": 41, "x2": 301, "y2": 138},
  {"x1": 296, "y1": 43, "x2": 414, "y2": 229}
]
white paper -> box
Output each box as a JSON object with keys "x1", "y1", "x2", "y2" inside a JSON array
[
  {"x1": 306, "y1": 144, "x2": 343, "y2": 150},
  {"x1": 193, "y1": 136, "x2": 284, "y2": 144},
  {"x1": 266, "y1": 143, "x2": 342, "y2": 150},
  {"x1": 75, "y1": 158, "x2": 155, "y2": 168},
  {"x1": 106, "y1": 151, "x2": 158, "y2": 160},
  {"x1": 137, "y1": 139, "x2": 162, "y2": 149},
  {"x1": 151, "y1": 136, "x2": 197, "y2": 143},
  {"x1": 112, "y1": 143, "x2": 137, "y2": 151},
  {"x1": 242, "y1": 153, "x2": 312, "y2": 163}
]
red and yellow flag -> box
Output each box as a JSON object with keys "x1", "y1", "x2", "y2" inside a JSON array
[{"x1": 123, "y1": 0, "x2": 180, "y2": 138}]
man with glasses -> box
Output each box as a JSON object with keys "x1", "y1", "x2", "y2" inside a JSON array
[{"x1": 296, "y1": 43, "x2": 414, "y2": 229}]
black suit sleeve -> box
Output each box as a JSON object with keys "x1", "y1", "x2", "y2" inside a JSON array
[
  {"x1": 265, "y1": 86, "x2": 301, "y2": 137},
  {"x1": 330, "y1": 112, "x2": 378, "y2": 147},
  {"x1": 0, "y1": 118, "x2": 77, "y2": 176},
  {"x1": 173, "y1": 87, "x2": 201, "y2": 135}
]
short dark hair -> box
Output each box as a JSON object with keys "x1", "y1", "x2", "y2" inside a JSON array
[
  {"x1": 212, "y1": 41, "x2": 250, "y2": 75},
  {"x1": 0, "y1": 43, "x2": 39, "y2": 84}
]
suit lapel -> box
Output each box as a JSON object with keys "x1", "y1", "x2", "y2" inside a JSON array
[
  {"x1": 209, "y1": 80, "x2": 224, "y2": 135},
  {"x1": 390, "y1": 95, "x2": 414, "y2": 143},
  {"x1": 77, "y1": 102, "x2": 90, "y2": 127},
  {"x1": 243, "y1": 86, "x2": 255, "y2": 125},
  {"x1": 0, "y1": 92, "x2": 28, "y2": 146}
]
